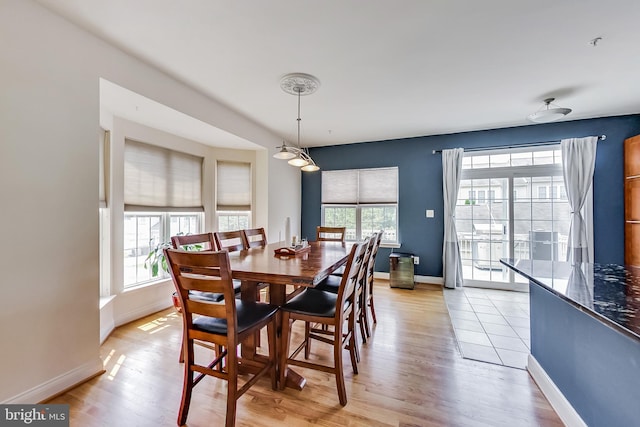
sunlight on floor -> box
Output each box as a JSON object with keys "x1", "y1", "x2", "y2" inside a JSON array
[
  {"x1": 137, "y1": 312, "x2": 179, "y2": 333},
  {"x1": 107, "y1": 355, "x2": 127, "y2": 380},
  {"x1": 102, "y1": 348, "x2": 127, "y2": 381}
]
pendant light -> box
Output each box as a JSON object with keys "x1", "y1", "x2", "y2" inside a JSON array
[
  {"x1": 273, "y1": 73, "x2": 321, "y2": 172},
  {"x1": 528, "y1": 98, "x2": 572, "y2": 123}
]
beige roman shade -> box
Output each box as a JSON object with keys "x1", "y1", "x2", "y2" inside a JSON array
[
  {"x1": 124, "y1": 139, "x2": 203, "y2": 212},
  {"x1": 216, "y1": 161, "x2": 252, "y2": 211},
  {"x1": 322, "y1": 167, "x2": 398, "y2": 205}
]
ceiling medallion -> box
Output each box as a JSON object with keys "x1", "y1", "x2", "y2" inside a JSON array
[{"x1": 280, "y1": 73, "x2": 320, "y2": 96}]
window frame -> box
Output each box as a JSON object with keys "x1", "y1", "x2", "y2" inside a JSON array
[
  {"x1": 457, "y1": 144, "x2": 594, "y2": 288},
  {"x1": 123, "y1": 211, "x2": 203, "y2": 288},
  {"x1": 217, "y1": 210, "x2": 251, "y2": 232}
]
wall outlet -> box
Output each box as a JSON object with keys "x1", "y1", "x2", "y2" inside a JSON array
[
  {"x1": 414, "y1": 256, "x2": 420, "y2": 265},
  {"x1": 426, "y1": 209, "x2": 435, "y2": 218}
]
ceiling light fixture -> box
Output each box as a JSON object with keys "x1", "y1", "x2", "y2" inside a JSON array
[
  {"x1": 527, "y1": 98, "x2": 572, "y2": 123},
  {"x1": 273, "y1": 73, "x2": 320, "y2": 172}
]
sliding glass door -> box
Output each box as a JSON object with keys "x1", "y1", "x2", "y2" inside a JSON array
[{"x1": 455, "y1": 146, "x2": 571, "y2": 290}]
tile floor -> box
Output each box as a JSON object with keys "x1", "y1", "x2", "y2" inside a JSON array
[{"x1": 443, "y1": 286, "x2": 531, "y2": 369}]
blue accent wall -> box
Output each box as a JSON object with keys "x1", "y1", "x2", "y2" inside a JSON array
[{"x1": 301, "y1": 115, "x2": 640, "y2": 275}]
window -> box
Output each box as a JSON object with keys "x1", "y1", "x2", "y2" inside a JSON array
[
  {"x1": 124, "y1": 212, "x2": 202, "y2": 286},
  {"x1": 216, "y1": 161, "x2": 252, "y2": 231},
  {"x1": 123, "y1": 139, "x2": 204, "y2": 287},
  {"x1": 321, "y1": 167, "x2": 398, "y2": 243},
  {"x1": 456, "y1": 146, "x2": 570, "y2": 288}
]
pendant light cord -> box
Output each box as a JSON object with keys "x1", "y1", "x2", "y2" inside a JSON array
[{"x1": 297, "y1": 87, "x2": 302, "y2": 149}]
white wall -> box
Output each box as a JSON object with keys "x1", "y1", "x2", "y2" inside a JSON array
[{"x1": 0, "y1": 0, "x2": 300, "y2": 403}]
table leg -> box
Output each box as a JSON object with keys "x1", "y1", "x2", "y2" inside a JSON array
[
  {"x1": 240, "y1": 280, "x2": 258, "y2": 360},
  {"x1": 269, "y1": 284, "x2": 307, "y2": 391}
]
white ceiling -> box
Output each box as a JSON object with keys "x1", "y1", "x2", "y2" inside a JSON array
[{"x1": 38, "y1": 0, "x2": 640, "y2": 149}]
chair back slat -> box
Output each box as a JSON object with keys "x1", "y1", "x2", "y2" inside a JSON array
[
  {"x1": 316, "y1": 226, "x2": 346, "y2": 242},
  {"x1": 179, "y1": 276, "x2": 226, "y2": 293},
  {"x1": 185, "y1": 299, "x2": 227, "y2": 319},
  {"x1": 242, "y1": 227, "x2": 267, "y2": 248},
  {"x1": 214, "y1": 230, "x2": 247, "y2": 252}
]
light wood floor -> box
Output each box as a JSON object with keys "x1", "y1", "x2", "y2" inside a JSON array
[{"x1": 50, "y1": 282, "x2": 563, "y2": 426}]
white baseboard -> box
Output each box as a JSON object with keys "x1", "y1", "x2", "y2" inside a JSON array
[
  {"x1": 100, "y1": 296, "x2": 116, "y2": 344},
  {"x1": 374, "y1": 272, "x2": 444, "y2": 285},
  {"x1": 114, "y1": 300, "x2": 173, "y2": 328},
  {"x1": 100, "y1": 318, "x2": 115, "y2": 345},
  {"x1": 527, "y1": 354, "x2": 587, "y2": 427},
  {"x1": 3, "y1": 358, "x2": 104, "y2": 404}
]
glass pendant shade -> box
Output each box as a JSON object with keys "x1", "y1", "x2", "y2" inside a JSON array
[
  {"x1": 273, "y1": 146, "x2": 296, "y2": 160},
  {"x1": 301, "y1": 162, "x2": 320, "y2": 172},
  {"x1": 527, "y1": 108, "x2": 572, "y2": 123},
  {"x1": 288, "y1": 156, "x2": 309, "y2": 167},
  {"x1": 527, "y1": 98, "x2": 572, "y2": 123}
]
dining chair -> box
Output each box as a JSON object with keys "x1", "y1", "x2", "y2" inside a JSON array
[
  {"x1": 241, "y1": 227, "x2": 272, "y2": 302},
  {"x1": 242, "y1": 227, "x2": 267, "y2": 248},
  {"x1": 316, "y1": 226, "x2": 346, "y2": 242},
  {"x1": 164, "y1": 248, "x2": 278, "y2": 427},
  {"x1": 217, "y1": 229, "x2": 266, "y2": 345},
  {"x1": 171, "y1": 233, "x2": 223, "y2": 363},
  {"x1": 314, "y1": 236, "x2": 374, "y2": 348},
  {"x1": 278, "y1": 240, "x2": 368, "y2": 406},
  {"x1": 363, "y1": 230, "x2": 384, "y2": 337}
]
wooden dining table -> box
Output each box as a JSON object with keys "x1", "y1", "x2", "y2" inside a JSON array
[{"x1": 226, "y1": 240, "x2": 353, "y2": 390}]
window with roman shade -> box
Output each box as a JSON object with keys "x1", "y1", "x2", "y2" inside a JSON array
[
  {"x1": 123, "y1": 139, "x2": 204, "y2": 287},
  {"x1": 321, "y1": 167, "x2": 398, "y2": 243},
  {"x1": 216, "y1": 161, "x2": 252, "y2": 231}
]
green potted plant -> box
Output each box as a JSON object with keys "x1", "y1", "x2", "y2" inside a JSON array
[
  {"x1": 144, "y1": 241, "x2": 172, "y2": 277},
  {"x1": 144, "y1": 234, "x2": 204, "y2": 277}
]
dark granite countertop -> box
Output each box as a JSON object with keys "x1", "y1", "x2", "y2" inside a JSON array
[{"x1": 500, "y1": 258, "x2": 640, "y2": 341}]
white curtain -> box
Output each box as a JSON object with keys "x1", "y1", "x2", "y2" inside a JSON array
[
  {"x1": 566, "y1": 264, "x2": 594, "y2": 309},
  {"x1": 442, "y1": 148, "x2": 464, "y2": 288},
  {"x1": 561, "y1": 136, "x2": 598, "y2": 264}
]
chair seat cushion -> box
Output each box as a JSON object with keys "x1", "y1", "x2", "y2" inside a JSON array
[
  {"x1": 313, "y1": 274, "x2": 341, "y2": 294},
  {"x1": 233, "y1": 279, "x2": 242, "y2": 293},
  {"x1": 188, "y1": 290, "x2": 225, "y2": 303},
  {"x1": 192, "y1": 301, "x2": 278, "y2": 335},
  {"x1": 330, "y1": 265, "x2": 345, "y2": 276},
  {"x1": 282, "y1": 288, "x2": 339, "y2": 317}
]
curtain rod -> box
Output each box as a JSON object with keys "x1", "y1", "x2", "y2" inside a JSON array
[{"x1": 431, "y1": 134, "x2": 606, "y2": 154}]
